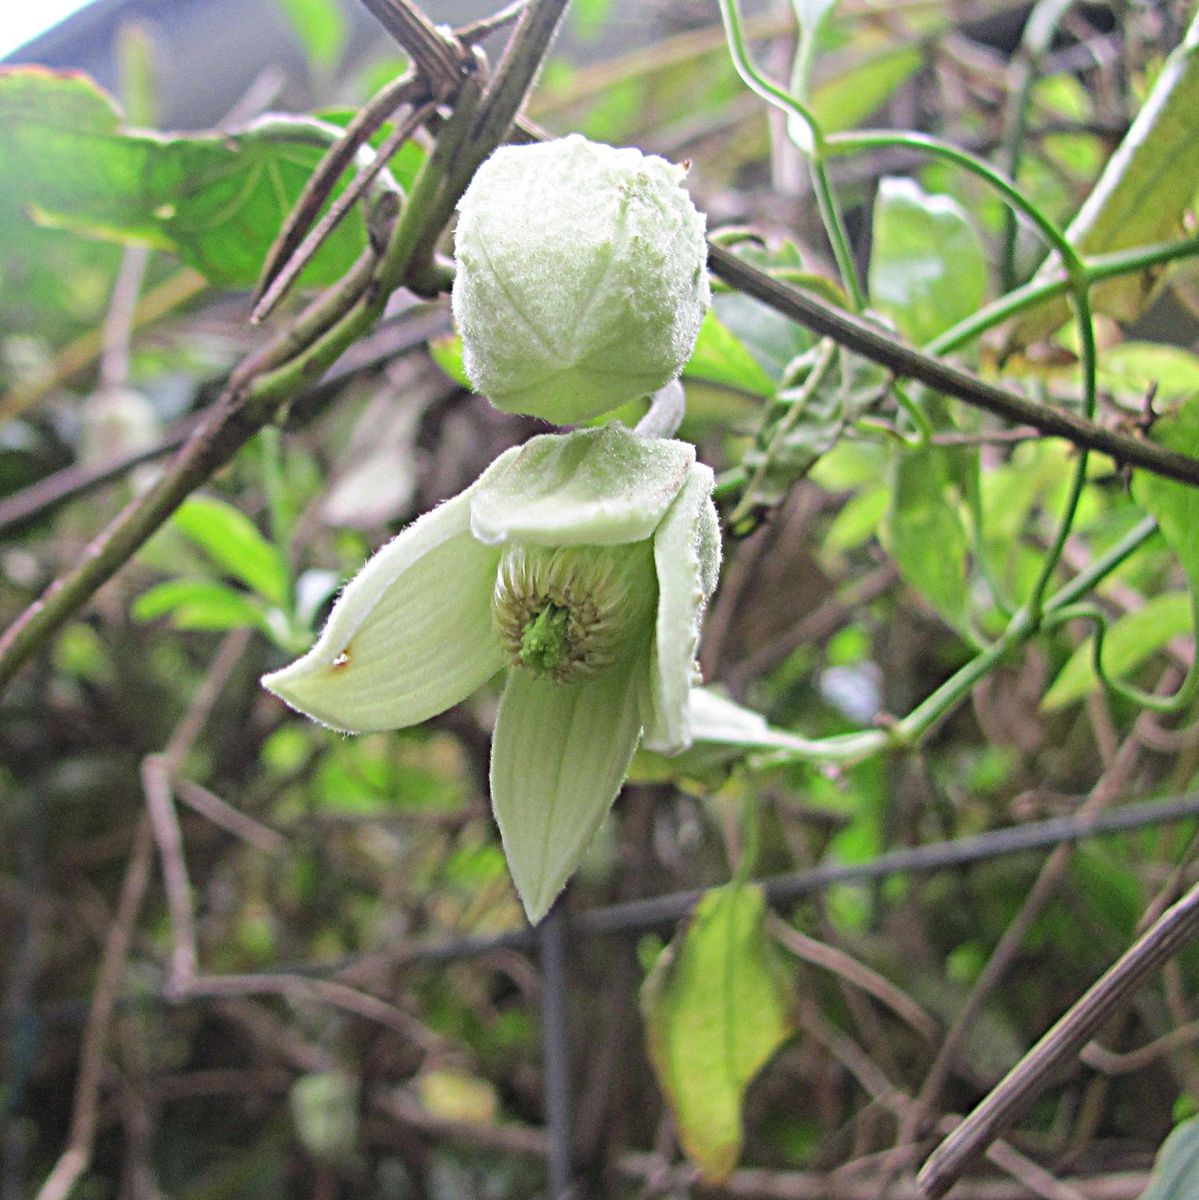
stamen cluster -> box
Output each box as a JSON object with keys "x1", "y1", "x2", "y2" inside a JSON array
[{"x1": 492, "y1": 544, "x2": 651, "y2": 683}]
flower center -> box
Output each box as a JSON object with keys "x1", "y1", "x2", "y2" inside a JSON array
[
  {"x1": 493, "y1": 544, "x2": 654, "y2": 683},
  {"x1": 519, "y1": 603, "x2": 572, "y2": 673}
]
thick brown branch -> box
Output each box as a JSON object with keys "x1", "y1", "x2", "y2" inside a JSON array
[{"x1": 706, "y1": 243, "x2": 1199, "y2": 488}]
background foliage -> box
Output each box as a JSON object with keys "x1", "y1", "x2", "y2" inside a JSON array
[{"x1": 3, "y1": 1, "x2": 1199, "y2": 1198}]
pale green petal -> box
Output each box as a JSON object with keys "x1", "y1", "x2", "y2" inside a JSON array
[
  {"x1": 490, "y1": 651, "x2": 646, "y2": 923},
  {"x1": 262, "y1": 449, "x2": 520, "y2": 733},
  {"x1": 687, "y1": 687, "x2": 812, "y2": 749},
  {"x1": 642, "y1": 463, "x2": 721, "y2": 755},
  {"x1": 470, "y1": 423, "x2": 693, "y2": 548}
]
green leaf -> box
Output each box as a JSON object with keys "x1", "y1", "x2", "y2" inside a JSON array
[
  {"x1": 571, "y1": 0, "x2": 615, "y2": 42},
  {"x1": 1012, "y1": 13, "x2": 1199, "y2": 342},
  {"x1": 172, "y1": 496, "x2": 289, "y2": 607},
  {"x1": 711, "y1": 242, "x2": 814, "y2": 380},
  {"x1": 825, "y1": 485, "x2": 888, "y2": 554},
  {"x1": 868, "y1": 177, "x2": 987, "y2": 345},
  {"x1": 1100, "y1": 343, "x2": 1199, "y2": 402},
  {"x1": 428, "y1": 333, "x2": 470, "y2": 388},
  {"x1": 276, "y1": 0, "x2": 347, "y2": 71},
  {"x1": 810, "y1": 43, "x2": 921, "y2": 135},
  {"x1": 1140, "y1": 1116, "x2": 1199, "y2": 1200},
  {"x1": 684, "y1": 311, "x2": 776, "y2": 396},
  {"x1": 1133, "y1": 395, "x2": 1199, "y2": 595},
  {"x1": 1043, "y1": 591, "x2": 1192, "y2": 710},
  {"x1": 641, "y1": 883, "x2": 798, "y2": 1182},
  {"x1": 883, "y1": 446, "x2": 970, "y2": 631},
  {"x1": 0, "y1": 68, "x2": 380, "y2": 289},
  {"x1": 0, "y1": 73, "x2": 125, "y2": 343},
  {"x1": 133, "y1": 579, "x2": 269, "y2": 633}
]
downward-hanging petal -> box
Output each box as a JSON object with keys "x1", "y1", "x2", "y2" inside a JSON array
[
  {"x1": 470, "y1": 423, "x2": 694, "y2": 548},
  {"x1": 642, "y1": 462, "x2": 721, "y2": 755},
  {"x1": 490, "y1": 648, "x2": 647, "y2": 923},
  {"x1": 262, "y1": 448, "x2": 520, "y2": 733}
]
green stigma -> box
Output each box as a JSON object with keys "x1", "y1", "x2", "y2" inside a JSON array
[{"x1": 519, "y1": 604, "x2": 572, "y2": 673}]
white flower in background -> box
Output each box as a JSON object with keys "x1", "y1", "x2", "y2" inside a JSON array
[
  {"x1": 451, "y1": 134, "x2": 710, "y2": 425},
  {"x1": 263, "y1": 423, "x2": 721, "y2": 923}
]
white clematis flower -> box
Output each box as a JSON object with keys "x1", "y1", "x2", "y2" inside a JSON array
[{"x1": 263, "y1": 423, "x2": 721, "y2": 923}]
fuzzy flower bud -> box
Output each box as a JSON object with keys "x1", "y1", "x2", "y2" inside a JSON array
[{"x1": 451, "y1": 134, "x2": 710, "y2": 425}]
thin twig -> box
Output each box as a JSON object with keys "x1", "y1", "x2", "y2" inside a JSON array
[
  {"x1": 904, "y1": 673, "x2": 1178, "y2": 1140},
  {"x1": 768, "y1": 915, "x2": 939, "y2": 1042},
  {"x1": 456, "y1": 0, "x2": 528, "y2": 43},
  {"x1": 35, "y1": 627, "x2": 248, "y2": 1200},
  {"x1": 358, "y1": 0, "x2": 469, "y2": 86},
  {"x1": 1081, "y1": 1017, "x2": 1199, "y2": 1076},
  {"x1": 174, "y1": 779, "x2": 285, "y2": 855},
  {"x1": 252, "y1": 70, "x2": 426, "y2": 310},
  {"x1": 0, "y1": 303, "x2": 450, "y2": 537},
  {"x1": 142, "y1": 755, "x2": 198, "y2": 994},
  {"x1": 706, "y1": 243, "x2": 1199, "y2": 488},
  {"x1": 916, "y1": 877, "x2": 1199, "y2": 1198},
  {"x1": 253, "y1": 99, "x2": 437, "y2": 321},
  {"x1": 34, "y1": 820, "x2": 154, "y2": 1200},
  {"x1": 181, "y1": 974, "x2": 442, "y2": 1050},
  {"x1": 374, "y1": 1086, "x2": 1148, "y2": 1199},
  {"x1": 98, "y1": 246, "x2": 152, "y2": 391},
  {"x1": 984, "y1": 1139, "x2": 1090, "y2": 1200},
  {"x1": 0, "y1": 245, "x2": 377, "y2": 695}
]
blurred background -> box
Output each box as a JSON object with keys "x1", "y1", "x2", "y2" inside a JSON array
[{"x1": 4, "y1": 1, "x2": 1199, "y2": 1198}]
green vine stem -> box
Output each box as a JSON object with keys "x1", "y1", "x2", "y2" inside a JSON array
[
  {"x1": 713, "y1": 5, "x2": 1114, "y2": 642},
  {"x1": 827, "y1": 130, "x2": 1083, "y2": 277},
  {"x1": 748, "y1": 516, "x2": 1163, "y2": 771},
  {"x1": 929, "y1": 235, "x2": 1199, "y2": 357},
  {"x1": 1045, "y1": 598, "x2": 1199, "y2": 715},
  {"x1": 822, "y1": 129, "x2": 1102, "y2": 620},
  {"x1": 717, "y1": 0, "x2": 865, "y2": 309},
  {"x1": 1026, "y1": 284, "x2": 1096, "y2": 626},
  {"x1": 998, "y1": 0, "x2": 1075, "y2": 291}
]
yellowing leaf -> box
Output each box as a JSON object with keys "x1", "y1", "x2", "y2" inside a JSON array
[
  {"x1": 1010, "y1": 13, "x2": 1199, "y2": 343},
  {"x1": 415, "y1": 1069, "x2": 498, "y2": 1126},
  {"x1": 640, "y1": 883, "x2": 797, "y2": 1182}
]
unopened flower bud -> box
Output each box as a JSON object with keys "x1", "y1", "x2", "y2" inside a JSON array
[{"x1": 452, "y1": 135, "x2": 710, "y2": 425}]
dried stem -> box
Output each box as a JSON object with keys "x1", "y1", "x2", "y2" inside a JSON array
[
  {"x1": 917, "y1": 877, "x2": 1199, "y2": 1197},
  {"x1": 35, "y1": 629, "x2": 249, "y2": 1200}
]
